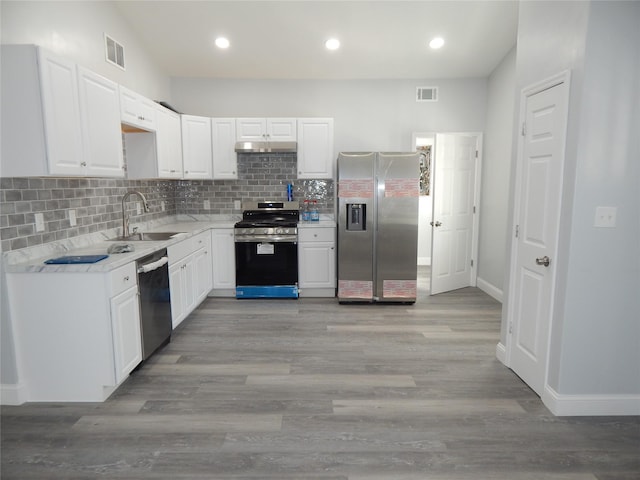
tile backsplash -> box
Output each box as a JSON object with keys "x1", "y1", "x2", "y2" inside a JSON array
[{"x1": 1, "y1": 153, "x2": 334, "y2": 252}]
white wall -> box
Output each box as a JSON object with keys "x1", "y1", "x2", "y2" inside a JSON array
[
  {"x1": 0, "y1": 0, "x2": 170, "y2": 100},
  {"x1": 477, "y1": 47, "x2": 516, "y2": 301},
  {"x1": 504, "y1": 0, "x2": 640, "y2": 411},
  {"x1": 170, "y1": 77, "x2": 488, "y2": 154}
]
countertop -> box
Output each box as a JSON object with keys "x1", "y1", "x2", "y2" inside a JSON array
[{"x1": 4, "y1": 215, "x2": 335, "y2": 274}]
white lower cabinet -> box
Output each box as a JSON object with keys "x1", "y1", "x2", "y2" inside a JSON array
[
  {"x1": 298, "y1": 226, "x2": 336, "y2": 297},
  {"x1": 110, "y1": 285, "x2": 143, "y2": 384},
  {"x1": 168, "y1": 231, "x2": 213, "y2": 328},
  {"x1": 6, "y1": 262, "x2": 141, "y2": 402},
  {"x1": 210, "y1": 228, "x2": 236, "y2": 296}
]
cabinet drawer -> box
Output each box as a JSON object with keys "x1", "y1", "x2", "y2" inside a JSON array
[
  {"x1": 298, "y1": 227, "x2": 335, "y2": 243},
  {"x1": 191, "y1": 231, "x2": 211, "y2": 251},
  {"x1": 168, "y1": 237, "x2": 193, "y2": 263},
  {"x1": 109, "y1": 262, "x2": 137, "y2": 297}
]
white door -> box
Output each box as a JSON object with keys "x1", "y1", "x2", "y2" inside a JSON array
[
  {"x1": 430, "y1": 133, "x2": 480, "y2": 295},
  {"x1": 77, "y1": 67, "x2": 124, "y2": 177},
  {"x1": 508, "y1": 74, "x2": 570, "y2": 396},
  {"x1": 182, "y1": 115, "x2": 212, "y2": 179},
  {"x1": 212, "y1": 118, "x2": 238, "y2": 179}
]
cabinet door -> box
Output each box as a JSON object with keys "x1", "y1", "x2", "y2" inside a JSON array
[
  {"x1": 77, "y1": 67, "x2": 124, "y2": 177},
  {"x1": 38, "y1": 49, "x2": 84, "y2": 175},
  {"x1": 212, "y1": 118, "x2": 238, "y2": 179},
  {"x1": 157, "y1": 107, "x2": 183, "y2": 178},
  {"x1": 299, "y1": 242, "x2": 336, "y2": 288},
  {"x1": 119, "y1": 85, "x2": 156, "y2": 131},
  {"x1": 211, "y1": 229, "x2": 236, "y2": 289},
  {"x1": 182, "y1": 115, "x2": 212, "y2": 179},
  {"x1": 193, "y1": 246, "x2": 213, "y2": 303},
  {"x1": 110, "y1": 286, "x2": 142, "y2": 384},
  {"x1": 169, "y1": 262, "x2": 186, "y2": 328},
  {"x1": 297, "y1": 118, "x2": 334, "y2": 179},
  {"x1": 267, "y1": 118, "x2": 297, "y2": 141},
  {"x1": 183, "y1": 255, "x2": 197, "y2": 314},
  {"x1": 236, "y1": 118, "x2": 266, "y2": 141}
]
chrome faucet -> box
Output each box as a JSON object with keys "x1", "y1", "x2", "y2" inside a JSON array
[{"x1": 121, "y1": 190, "x2": 149, "y2": 238}]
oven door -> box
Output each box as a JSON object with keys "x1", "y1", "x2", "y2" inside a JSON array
[{"x1": 235, "y1": 240, "x2": 298, "y2": 298}]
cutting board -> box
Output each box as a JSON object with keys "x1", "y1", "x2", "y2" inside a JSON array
[{"x1": 44, "y1": 254, "x2": 109, "y2": 264}]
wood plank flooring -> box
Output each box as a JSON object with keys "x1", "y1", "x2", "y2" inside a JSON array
[{"x1": 2, "y1": 268, "x2": 639, "y2": 479}]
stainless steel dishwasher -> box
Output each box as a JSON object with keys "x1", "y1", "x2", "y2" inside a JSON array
[{"x1": 136, "y1": 249, "x2": 172, "y2": 360}]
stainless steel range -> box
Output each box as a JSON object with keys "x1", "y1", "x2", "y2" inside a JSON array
[{"x1": 234, "y1": 201, "x2": 300, "y2": 298}]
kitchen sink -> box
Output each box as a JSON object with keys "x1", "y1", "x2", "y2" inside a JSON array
[{"x1": 109, "y1": 232, "x2": 186, "y2": 241}]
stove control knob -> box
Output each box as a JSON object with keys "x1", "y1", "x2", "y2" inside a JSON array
[
  {"x1": 276, "y1": 228, "x2": 283, "y2": 234},
  {"x1": 249, "y1": 228, "x2": 255, "y2": 234}
]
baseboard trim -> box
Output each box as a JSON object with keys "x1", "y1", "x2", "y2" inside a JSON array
[
  {"x1": 543, "y1": 385, "x2": 640, "y2": 416},
  {"x1": 417, "y1": 256, "x2": 431, "y2": 266},
  {"x1": 477, "y1": 277, "x2": 503, "y2": 302},
  {"x1": 1, "y1": 382, "x2": 27, "y2": 405},
  {"x1": 495, "y1": 342, "x2": 507, "y2": 365}
]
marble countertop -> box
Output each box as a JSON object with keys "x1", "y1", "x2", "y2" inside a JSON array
[{"x1": 4, "y1": 214, "x2": 335, "y2": 274}]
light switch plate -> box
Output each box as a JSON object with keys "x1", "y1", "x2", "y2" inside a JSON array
[
  {"x1": 204, "y1": 199, "x2": 211, "y2": 210},
  {"x1": 161, "y1": 200, "x2": 166, "y2": 212},
  {"x1": 34, "y1": 213, "x2": 45, "y2": 232},
  {"x1": 594, "y1": 206, "x2": 617, "y2": 228},
  {"x1": 68, "y1": 209, "x2": 77, "y2": 226}
]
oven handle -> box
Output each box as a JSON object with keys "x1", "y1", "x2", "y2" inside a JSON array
[
  {"x1": 137, "y1": 256, "x2": 169, "y2": 274},
  {"x1": 235, "y1": 235, "x2": 297, "y2": 243}
]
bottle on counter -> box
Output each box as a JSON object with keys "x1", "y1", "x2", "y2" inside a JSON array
[
  {"x1": 302, "y1": 199, "x2": 311, "y2": 222},
  {"x1": 310, "y1": 200, "x2": 320, "y2": 222}
]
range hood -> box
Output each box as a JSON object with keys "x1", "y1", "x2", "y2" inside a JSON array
[{"x1": 235, "y1": 141, "x2": 297, "y2": 153}]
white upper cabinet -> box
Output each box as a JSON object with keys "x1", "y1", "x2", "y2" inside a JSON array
[
  {"x1": 297, "y1": 118, "x2": 334, "y2": 179},
  {"x1": 77, "y1": 67, "x2": 125, "y2": 177},
  {"x1": 181, "y1": 115, "x2": 212, "y2": 179},
  {"x1": 211, "y1": 118, "x2": 238, "y2": 179},
  {"x1": 0, "y1": 45, "x2": 124, "y2": 177},
  {"x1": 236, "y1": 118, "x2": 297, "y2": 142},
  {"x1": 119, "y1": 85, "x2": 157, "y2": 132},
  {"x1": 156, "y1": 105, "x2": 183, "y2": 178}
]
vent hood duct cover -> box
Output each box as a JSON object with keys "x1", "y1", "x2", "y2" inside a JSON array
[{"x1": 235, "y1": 141, "x2": 297, "y2": 153}]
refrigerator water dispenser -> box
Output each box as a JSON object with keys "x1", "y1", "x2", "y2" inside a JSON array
[{"x1": 346, "y1": 204, "x2": 366, "y2": 231}]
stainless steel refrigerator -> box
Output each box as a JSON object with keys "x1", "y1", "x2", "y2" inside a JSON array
[{"x1": 337, "y1": 152, "x2": 420, "y2": 303}]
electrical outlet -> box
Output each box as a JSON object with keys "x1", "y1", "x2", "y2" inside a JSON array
[
  {"x1": 68, "y1": 209, "x2": 77, "y2": 226},
  {"x1": 234, "y1": 200, "x2": 241, "y2": 209},
  {"x1": 204, "y1": 199, "x2": 210, "y2": 210},
  {"x1": 34, "y1": 213, "x2": 45, "y2": 232},
  {"x1": 136, "y1": 202, "x2": 141, "y2": 215},
  {"x1": 161, "y1": 200, "x2": 166, "y2": 212},
  {"x1": 594, "y1": 206, "x2": 617, "y2": 228}
]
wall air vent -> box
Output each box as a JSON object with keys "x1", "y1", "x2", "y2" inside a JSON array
[
  {"x1": 416, "y1": 86, "x2": 438, "y2": 102},
  {"x1": 105, "y1": 34, "x2": 125, "y2": 70}
]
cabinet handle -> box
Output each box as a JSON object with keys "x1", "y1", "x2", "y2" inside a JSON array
[
  {"x1": 124, "y1": 276, "x2": 129, "y2": 281},
  {"x1": 81, "y1": 162, "x2": 87, "y2": 167}
]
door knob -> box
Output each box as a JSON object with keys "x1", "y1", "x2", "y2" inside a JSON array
[
  {"x1": 430, "y1": 221, "x2": 442, "y2": 227},
  {"x1": 535, "y1": 256, "x2": 551, "y2": 267}
]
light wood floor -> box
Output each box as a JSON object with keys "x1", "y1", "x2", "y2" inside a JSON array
[{"x1": 2, "y1": 268, "x2": 639, "y2": 479}]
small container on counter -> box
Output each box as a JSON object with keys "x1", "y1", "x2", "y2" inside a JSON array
[{"x1": 310, "y1": 200, "x2": 319, "y2": 222}]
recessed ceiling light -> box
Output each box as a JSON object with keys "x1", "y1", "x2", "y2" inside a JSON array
[
  {"x1": 325, "y1": 38, "x2": 340, "y2": 50},
  {"x1": 429, "y1": 37, "x2": 445, "y2": 49},
  {"x1": 215, "y1": 37, "x2": 230, "y2": 49}
]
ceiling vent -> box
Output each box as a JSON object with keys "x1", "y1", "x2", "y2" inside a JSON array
[
  {"x1": 105, "y1": 34, "x2": 125, "y2": 70},
  {"x1": 416, "y1": 86, "x2": 438, "y2": 102}
]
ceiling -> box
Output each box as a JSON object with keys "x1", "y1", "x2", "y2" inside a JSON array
[{"x1": 114, "y1": 0, "x2": 519, "y2": 80}]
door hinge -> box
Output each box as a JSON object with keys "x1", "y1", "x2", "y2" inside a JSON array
[
  {"x1": 475, "y1": 150, "x2": 478, "y2": 158},
  {"x1": 509, "y1": 321, "x2": 513, "y2": 334},
  {"x1": 473, "y1": 205, "x2": 476, "y2": 214},
  {"x1": 515, "y1": 225, "x2": 520, "y2": 238},
  {"x1": 521, "y1": 122, "x2": 526, "y2": 136},
  {"x1": 470, "y1": 259, "x2": 474, "y2": 267}
]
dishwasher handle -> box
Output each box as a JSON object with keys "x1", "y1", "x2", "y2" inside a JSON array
[{"x1": 137, "y1": 256, "x2": 168, "y2": 274}]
